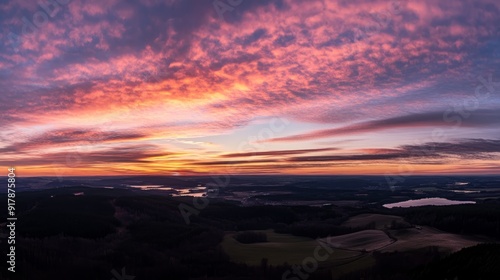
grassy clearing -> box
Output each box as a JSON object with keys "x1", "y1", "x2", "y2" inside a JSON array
[
  {"x1": 221, "y1": 229, "x2": 360, "y2": 266},
  {"x1": 222, "y1": 225, "x2": 491, "y2": 278}
]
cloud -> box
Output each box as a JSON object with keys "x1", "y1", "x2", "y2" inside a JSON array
[
  {"x1": 189, "y1": 139, "x2": 500, "y2": 169},
  {"x1": 0, "y1": 0, "x2": 499, "y2": 175},
  {"x1": 193, "y1": 159, "x2": 277, "y2": 166},
  {"x1": 288, "y1": 153, "x2": 407, "y2": 162},
  {"x1": 220, "y1": 147, "x2": 339, "y2": 157},
  {"x1": 0, "y1": 144, "x2": 170, "y2": 167},
  {"x1": 401, "y1": 138, "x2": 500, "y2": 158},
  {"x1": 266, "y1": 109, "x2": 500, "y2": 142},
  {"x1": 0, "y1": 128, "x2": 146, "y2": 153}
]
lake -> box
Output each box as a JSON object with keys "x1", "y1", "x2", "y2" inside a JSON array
[{"x1": 383, "y1": 197, "x2": 476, "y2": 208}]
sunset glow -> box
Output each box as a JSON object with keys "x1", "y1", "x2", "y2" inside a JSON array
[{"x1": 1, "y1": 0, "x2": 499, "y2": 176}]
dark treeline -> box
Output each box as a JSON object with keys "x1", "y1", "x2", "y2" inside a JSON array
[
  {"x1": 413, "y1": 243, "x2": 500, "y2": 280},
  {"x1": 389, "y1": 201, "x2": 500, "y2": 238}
]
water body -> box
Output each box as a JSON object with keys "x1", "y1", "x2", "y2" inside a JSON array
[
  {"x1": 383, "y1": 197, "x2": 476, "y2": 208},
  {"x1": 129, "y1": 185, "x2": 206, "y2": 197}
]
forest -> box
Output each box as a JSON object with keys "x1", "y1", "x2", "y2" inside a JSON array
[{"x1": 0, "y1": 186, "x2": 499, "y2": 279}]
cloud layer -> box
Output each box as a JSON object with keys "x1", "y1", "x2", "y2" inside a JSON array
[{"x1": 0, "y1": 0, "x2": 499, "y2": 175}]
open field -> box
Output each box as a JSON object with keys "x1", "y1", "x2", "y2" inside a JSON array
[
  {"x1": 342, "y1": 213, "x2": 409, "y2": 229},
  {"x1": 381, "y1": 226, "x2": 491, "y2": 253},
  {"x1": 320, "y1": 230, "x2": 394, "y2": 252},
  {"x1": 222, "y1": 225, "x2": 493, "y2": 272},
  {"x1": 340, "y1": 214, "x2": 493, "y2": 253},
  {"x1": 221, "y1": 230, "x2": 361, "y2": 266}
]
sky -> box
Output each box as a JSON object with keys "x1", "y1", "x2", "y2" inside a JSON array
[{"x1": 0, "y1": 0, "x2": 499, "y2": 176}]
